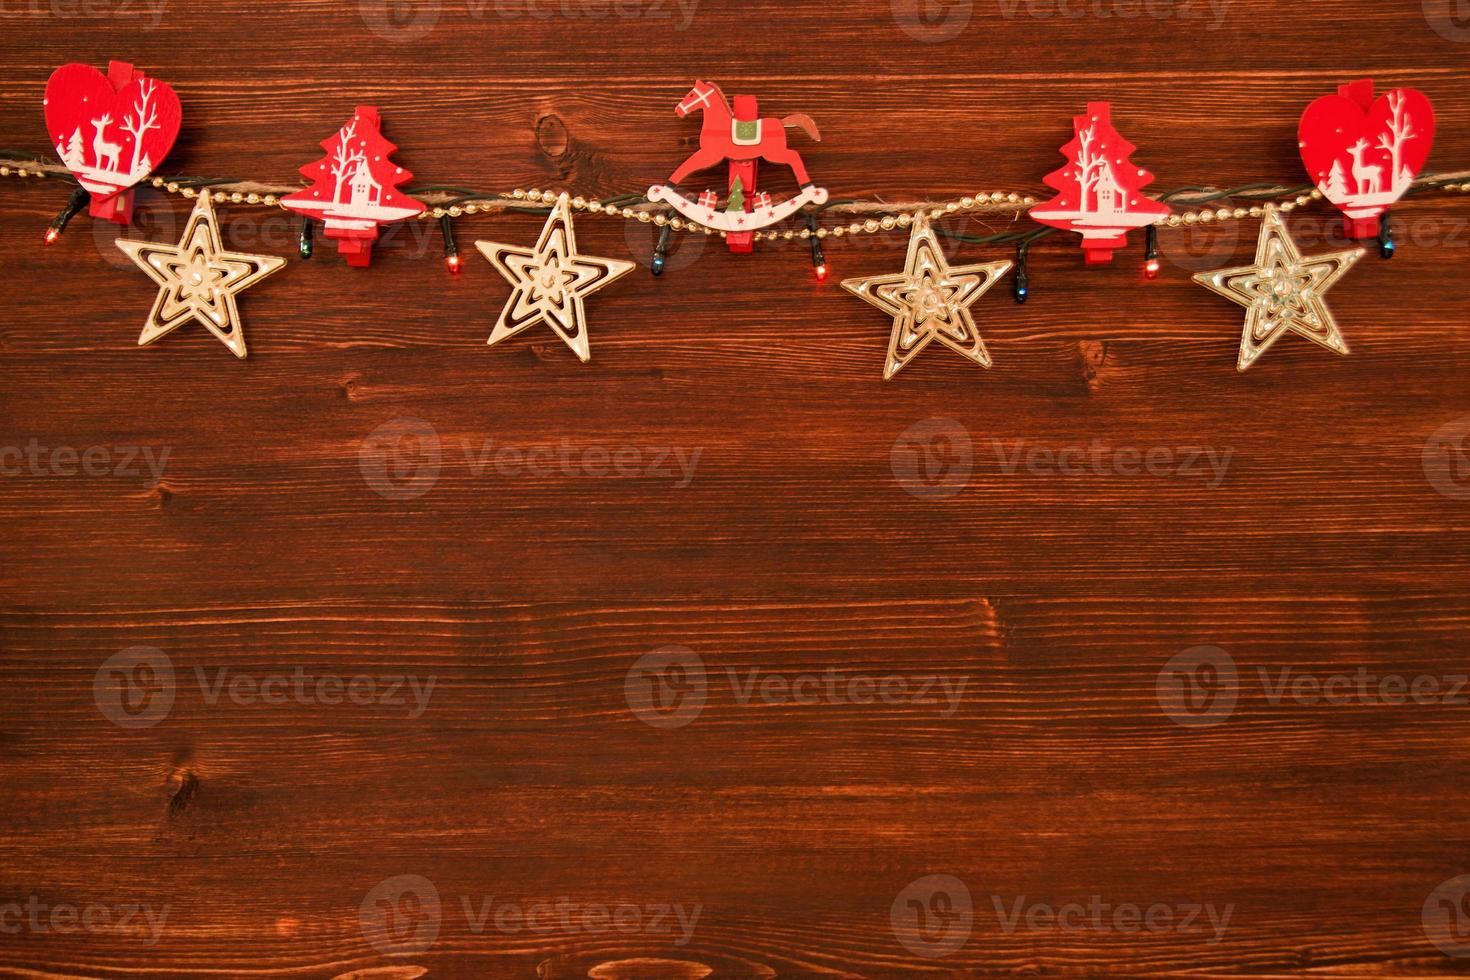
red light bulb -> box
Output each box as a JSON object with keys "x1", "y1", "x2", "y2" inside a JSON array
[
  {"x1": 446, "y1": 253, "x2": 461, "y2": 274},
  {"x1": 1144, "y1": 258, "x2": 1160, "y2": 280},
  {"x1": 43, "y1": 227, "x2": 59, "y2": 245},
  {"x1": 815, "y1": 263, "x2": 828, "y2": 283}
]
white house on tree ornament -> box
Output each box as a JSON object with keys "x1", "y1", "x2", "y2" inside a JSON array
[
  {"x1": 279, "y1": 105, "x2": 425, "y2": 268},
  {"x1": 1029, "y1": 101, "x2": 1172, "y2": 264},
  {"x1": 347, "y1": 158, "x2": 383, "y2": 208},
  {"x1": 1092, "y1": 160, "x2": 1122, "y2": 214}
]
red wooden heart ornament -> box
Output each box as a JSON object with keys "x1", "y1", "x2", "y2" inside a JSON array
[
  {"x1": 44, "y1": 61, "x2": 181, "y2": 224},
  {"x1": 1299, "y1": 79, "x2": 1435, "y2": 239}
]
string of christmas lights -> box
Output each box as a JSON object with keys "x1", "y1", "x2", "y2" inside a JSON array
[
  {"x1": 8, "y1": 155, "x2": 1470, "y2": 286},
  {"x1": 11, "y1": 68, "x2": 1470, "y2": 375}
]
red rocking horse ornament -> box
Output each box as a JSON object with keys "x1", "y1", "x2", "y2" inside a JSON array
[{"x1": 647, "y1": 80, "x2": 827, "y2": 254}]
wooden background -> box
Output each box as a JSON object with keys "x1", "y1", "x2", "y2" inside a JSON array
[{"x1": 4, "y1": 0, "x2": 1470, "y2": 975}]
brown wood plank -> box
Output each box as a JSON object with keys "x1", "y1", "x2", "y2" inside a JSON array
[
  {"x1": 4, "y1": 0, "x2": 1470, "y2": 975},
  {"x1": 3, "y1": 597, "x2": 1470, "y2": 976}
]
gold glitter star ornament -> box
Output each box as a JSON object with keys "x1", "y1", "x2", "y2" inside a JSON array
[
  {"x1": 841, "y1": 211, "x2": 1013, "y2": 379},
  {"x1": 476, "y1": 193, "x2": 636, "y2": 362},
  {"x1": 1193, "y1": 205, "x2": 1365, "y2": 372},
  {"x1": 115, "y1": 189, "x2": 285, "y2": 358}
]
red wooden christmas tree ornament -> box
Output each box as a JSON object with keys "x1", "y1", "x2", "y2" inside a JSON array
[
  {"x1": 44, "y1": 61, "x2": 181, "y2": 225},
  {"x1": 1029, "y1": 102, "x2": 1171, "y2": 265},
  {"x1": 281, "y1": 106, "x2": 424, "y2": 267},
  {"x1": 646, "y1": 80, "x2": 827, "y2": 255},
  {"x1": 1299, "y1": 80, "x2": 1435, "y2": 240}
]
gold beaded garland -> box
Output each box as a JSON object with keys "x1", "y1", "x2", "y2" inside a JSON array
[{"x1": 3, "y1": 155, "x2": 1466, "y2": 257}]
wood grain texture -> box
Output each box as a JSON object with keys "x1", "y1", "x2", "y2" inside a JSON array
[{"x1": 3, "y1": 1, "x2": 1470, "y2": 975}]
